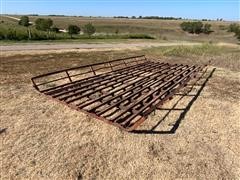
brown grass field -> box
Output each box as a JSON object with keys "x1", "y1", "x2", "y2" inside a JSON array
[{"x1": 1, "y1": 43, "x2": 240, "y2": 179}]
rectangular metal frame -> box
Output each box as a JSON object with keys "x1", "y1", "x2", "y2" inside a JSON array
[{"x1": 31, "y1": 55, "x2": 203, "y2": 131}]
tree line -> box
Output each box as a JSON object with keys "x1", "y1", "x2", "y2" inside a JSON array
[
  {"x1": 0, "y1": 16, "x2": 96, "y2": 40},
  {"x1": 22, "y1": 16, "x2": 96, "y2": 37},
  {"x1": 180, "y1": 21, "x2": 240, "y2": 41},
  {"x1": 114, "y1": 16, "x2": 182, "y2": 20}
]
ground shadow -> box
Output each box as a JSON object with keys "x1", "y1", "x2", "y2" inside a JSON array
[{"x1": 132, "y1": 68, "x2": 216, "y2": 135}]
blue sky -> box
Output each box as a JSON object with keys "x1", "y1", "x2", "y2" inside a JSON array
[{"x1": 1, "y1": 0, "x2": 240, "y2": 21}]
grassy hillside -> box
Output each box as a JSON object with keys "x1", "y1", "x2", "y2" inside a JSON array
[{"x1": 1, "y1": 15, "x2": 239, "y2": 43}]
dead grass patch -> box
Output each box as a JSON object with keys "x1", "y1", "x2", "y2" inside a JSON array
[{"x1": 1, "y1": 45, "x2": 240, "y2": 179}]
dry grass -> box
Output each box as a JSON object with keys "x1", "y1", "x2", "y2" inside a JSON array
[{"x1": 1, "y1": 45, "x2": 240, "y2": 179}]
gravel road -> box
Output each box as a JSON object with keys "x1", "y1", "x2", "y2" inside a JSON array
[{"x1": 1, "y1": 42, "x2": 201, "y2": 51}]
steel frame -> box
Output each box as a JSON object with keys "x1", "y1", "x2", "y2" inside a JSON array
[{"x1": 31, "y1": 55, "x2": 203, "y2": 131}]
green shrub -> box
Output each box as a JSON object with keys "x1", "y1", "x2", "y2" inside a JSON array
[
  {"x1": 73, "y1": 33, "x2": 154, "y2": 40},
  {"x1": 228, "y1": 23, "x2": 240, "y2": 41},
  {"x1": 68, "y1": 25, "x2": 80, "y2": 38},
  {"x1": 180, "y1": 22, "x2": 192, "y2": 32},
  {"x1": 127, "y1": 34, "x2": 155, "y2": 39},
  {"x1": 31, "y1": 30, "x2": 43, "y2": 40},
  {"x1": 228, "y1": 23, "x2": 239, "y2": 33},
  {"x1": 180, "y1": 21, "x2": 210, "y2": 34},
  {"x1": 0, "y1": 30, "x2": 5, "y2": 40},
  {"x1": 26, "y1": 29, "x2": 56, "y2": 40},
  {"x1": 16, "y1": 29, "x2": 28, "y2": 40},
  {"x1": 51, "y1": 26, "x2": 59, "y2": 33},
  {"x1": 203, "y1": 23, "x2": 212, "y2": 34},
  {"x1": 6, "y1": 28, "x2": 17, "y2": 40},
  {"x1": 191, "y1": 21, "x2": 203, "y2": 34},
  {"x1": 83, "y1": 23, "x2": 96, "y2": 36},
  {"x1": 235, "y1": 29, "x2": 240, "y2": 41}
]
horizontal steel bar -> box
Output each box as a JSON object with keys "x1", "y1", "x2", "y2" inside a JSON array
[
  {"x1": 94, "y1": 65, "x2": 190, "y2": 116},
  {"x1": 84, "y1": 64, "x2": 183, "y2": 111},
  {"x1": 68, "y1": 70, "x2": 93, "y2": 78},
  {"x1": 32, "y1": 55, "x2": 146, "y2": 80},
  {"x1": 52, "y1": 62, "x2": 162, "y2": 98},
  {"x1": 64, "y1": 62, "x2": 169, "y2": 103},
  {"x1": 101, "y1": 66, "x2": 195, "y2": 120},
  {"x1": 120, "y1": 67, "x2": 201, "y2": 128},
  {"x1": 35, "y1": 75, "x2": 69, "y2": 86},
  {"x1": 77, "y1": 64, "x2": 180, "y2": 108},
  {"x1": 43, "y1": 61, "x2": 151, "y2": 94}
]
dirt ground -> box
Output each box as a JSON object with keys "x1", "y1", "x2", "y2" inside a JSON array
[{"x1": 1, "y1": 46, "x2": 240, "y2": 179}]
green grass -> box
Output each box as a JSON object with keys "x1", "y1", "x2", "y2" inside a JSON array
[
  {"x1": 164, "y1": 45, "x2": 215, "y2": 56},
  {"x1": 146, "y1": 43, "x2": 224, "y2": 57}
]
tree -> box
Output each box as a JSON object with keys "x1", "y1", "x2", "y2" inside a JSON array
[
  {"x1": 226, "y1": 24, "x2": 240, "y2": 41},
  {"x1": 180, "y1": 22, "x2": 191, "y2": 32},
  {"x1": 68, "y1": 25, "x2": 80, "y2": 38},
  {"x1": 192, "y1": 21, "x2": 203, "y2": 34},
  {"x1": 203, "y1": 23, "x2": 212, "y2": 34},
  {"x1": 35, "y1": 18, "x2": 53, "y2": 31},
  {"x1": 228, "y1": 23, "x2": 239, "y2": 33},
  {"x1": 19, "y1": 16, "x2": 30, "y2": 27},
  {"x1": 83, "y1": 23, "x2": 96, "y2": 37},
  {"x1": 19, "y1": 16, "x2": 31, "y2": 39},
  {"x1": 232, "y1": 27, "x2": 240, "y2": 41},
  {"x1": 51, "y1": 26, "x2": 59, "y2": 33},
  {"x1": 180, "y1": 21, "x2": 203, "y2": 34}
]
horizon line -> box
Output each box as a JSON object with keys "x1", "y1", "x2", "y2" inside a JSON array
[{"x1": 1, "y1": 13, "x2": 239, "y2": 22}]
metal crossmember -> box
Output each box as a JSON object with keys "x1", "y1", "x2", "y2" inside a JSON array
[{"x1": 31, "y1": 55, "x2": 203, "y2": 131}]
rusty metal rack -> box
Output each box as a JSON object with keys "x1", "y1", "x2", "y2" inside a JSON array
[{"x1": 31, "y1": 55, "x2": 203, "y2": 131}]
